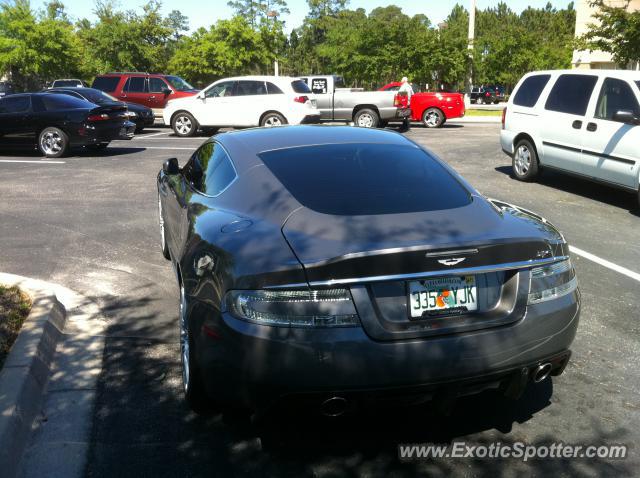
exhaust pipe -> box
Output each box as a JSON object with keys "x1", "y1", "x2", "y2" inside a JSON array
[
  {"x1": 320, "y1": 396, "x2": 348, "y2": 417},
  {"x1": 532, "y1": 363, "x2": 552, "y2": 383}
]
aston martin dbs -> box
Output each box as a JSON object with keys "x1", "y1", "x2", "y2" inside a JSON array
[{"x1": 157, "y1": 126, "x2": 580, "y2": 416}]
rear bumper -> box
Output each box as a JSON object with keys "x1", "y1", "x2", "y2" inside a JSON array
[
  {"x1": 500, "y1": 129, "x2": 517, "y2": 155},
  {"x1": 192, "y1": 289, "x2": 579, "y2": 410},
  {"x1": 71, "y1": 121, "x2": 135, "y2": 145}
]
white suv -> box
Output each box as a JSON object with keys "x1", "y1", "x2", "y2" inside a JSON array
[
  {"x1": 501, "y1": 69, "x2": 640, "y2": 206},
  {"x1": 164, "y1": 75, "x2": 320, "y2": 136}
]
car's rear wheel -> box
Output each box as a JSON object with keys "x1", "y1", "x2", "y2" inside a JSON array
[
  {"x1": 172, "y1": 112, "x2": 197, "y2": 137},
  {"x1": 179, "y1": 284, "x2": 210, "y2": 414},
  {"x1": 38, "y1": 127, "x2": 69, "y2": 158},
  {"x1": 512, "y1": 139, "x2": 539, "y2": 181},
  {"x1": 422, "y1": 108, "x2": 444, "y2": 128},
  {"x1": 354, "y1": 108, "x2": 379, "y2": 128},
  {"x1": 260, "y1": 112, "x2": 287, "y2": 127},
  {"x1": 158, "y1": 194, "x2": 170, "y2": 260}
]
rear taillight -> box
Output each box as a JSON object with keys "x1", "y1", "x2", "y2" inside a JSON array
[
  {"x1": 528, "y1": 259, "x2": 577, "y2": 305},
  {"x1": 394, "y1": 94, "x2": 402, "y2": 107},
  {"x1": 501, "y1": 107, "x2": 507, "y2": 129},
  {"x1": 485, "y1": 92, "x2": 491, "y2": 97},
  {"x1": 87, "y1": 113, "x2": 109, "y2": 122},
  {"x1": 225, "y1": 289, "x2": 360, "y2": 327},
  {"x1": 294, "y1": 96, "x2": 309, "y2": 104}
]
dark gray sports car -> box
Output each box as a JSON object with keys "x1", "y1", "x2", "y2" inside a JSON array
[{"x1": 157, "y1": 126, "x2": 579, "y2": 416}]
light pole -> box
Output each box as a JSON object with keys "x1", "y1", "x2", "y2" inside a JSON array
[
  {"x1": 465, "y1": 0, "x2": 476, "y2": 105},
  {"x1": 267, "y1": 10, "x2": 279, "y2": 76}
]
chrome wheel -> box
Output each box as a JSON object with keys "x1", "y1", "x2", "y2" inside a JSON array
[
  {"x1": 425, "y1": 111, "x2": 440, "y2": 127},
  {"x1": 356, "y1": 113, "x2": 374, "y2": 128},
  {"x1": 175, "y1": 115, "x2": 192, "y2": 135},
  {"x1": 263, "y1": 115, "x2": 282, "y2": 127},
  {"x1": 40, "y1": 131, "x2": 63, "y2": 155},
  {"x1": 514, "y1": 145, "x2": 531, "y2": 176},
  {"x1": 179, "y1": 285, "x2": 190, "y2": 393}
]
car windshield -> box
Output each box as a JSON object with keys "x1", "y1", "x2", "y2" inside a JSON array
[
  {"x1": 165, "y1": 76, "x2": 195, "y2": 91},
  {"x1": 259, "y1": 143, "x2": 471, "y2": 216}
]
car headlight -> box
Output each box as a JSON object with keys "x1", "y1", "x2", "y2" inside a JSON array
[
  {"x1": 528, "y1": 259, "x2": 577, "y2": 304},
  {"x1": 225, "y1": 289, "x2": 360, "y2": 327}
]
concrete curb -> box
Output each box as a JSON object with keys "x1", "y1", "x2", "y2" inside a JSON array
[
  {"x1": 448, "y1": 116, "x2": 502, "y2": 124},
  {"x1": 0, "y1": 275, "x2": 67, "y2": 478}
]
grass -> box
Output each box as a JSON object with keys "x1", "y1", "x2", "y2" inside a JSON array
[
  {"x1": 464, "y1": 109, "x2": 504, "y2": 117},
  {"x1": 0, "y1": 285, "x2": 31, "y2": 369}
]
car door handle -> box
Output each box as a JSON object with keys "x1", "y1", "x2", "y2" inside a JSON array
[
  {"x1": 572, "y1": 120, "x2": 582, "y2": 129},
  {"x1": 586, "y1": 122, "x2": 597, "y2": 132}
]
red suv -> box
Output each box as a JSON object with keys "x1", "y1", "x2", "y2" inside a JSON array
[{"x1": 91, "y1": 72, "x2": 199, "y2": 109}]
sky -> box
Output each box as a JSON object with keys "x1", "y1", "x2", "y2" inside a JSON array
[{"x1": 54, "y1": 0, "x2": 575, "y2": 32}]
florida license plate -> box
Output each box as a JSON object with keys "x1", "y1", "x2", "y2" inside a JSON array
[{"x1": 409, "y1": 276, "x2": 477, "y2": 318}]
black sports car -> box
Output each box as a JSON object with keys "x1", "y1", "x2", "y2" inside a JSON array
[
  {"x1": 45, "y1": 87, "x2": 155, "y2": 132},
  {"x1": 0, "y1": 93, "x2": 135, "y2": 157},
  {"x1": 157, "y1": 126, "x2": 579, "y2": 416}
]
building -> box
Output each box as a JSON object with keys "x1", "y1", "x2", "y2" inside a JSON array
[{"x1": 572, "y1": 0, "x2": 640, "y2": 69}]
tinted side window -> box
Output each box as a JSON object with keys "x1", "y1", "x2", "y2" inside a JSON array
[
  {"x1": 595, "y1": 77, "x2": 640, "y2": 121},
  {"x1": 266, "y1": 82, "x2": 284, "y2": 94},
  {"x1": 513, "y1": 75, "x2": 551, "y2": 107},
  {"x1": 201, "y1": 143, "x2": 236, "y2": 196},
  {"x1": 40, "y1": 95, "x2": 95, "y2": 111},
  {"x1": 149, "y1": 77, "x2": 168, "y2": 93},
  {"x1": 185, "y1": 142, "x2": 236, "y2": 195},
  {"x1": 124, "y1": 77, "x2": 148, "y2": 93},
  {"x1": 259, "y1": 143, "x2": 471, "y2": 216},
  {"x1": 545, "y1": 74, "x2": 598, "y2": 116},
  {"x1": 293, "y1": 79, "x2": 313, "y2": 93},
  {"x1": 235, "y1": 81, "x2": 267, "y2": 96},
  {"x1": 205, "y1": 81, "x2": 235, "y2": 98},
  {"x1": 308, "y1": 78, "x2": 327, "y2": 94},
  {"x1": 92, "y1": 76, "x2": 120, "y2": 92},
  {"x1": 0, "y1": 96, "x2": 30, "y2": 113}
]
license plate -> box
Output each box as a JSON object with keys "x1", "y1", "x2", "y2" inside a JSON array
[
  {"x1": 311, "y1": 99, "x2": 317, "y2": 107},
  {"x1": 408, "y1": 276, "x2": 477, "y2": 318}
]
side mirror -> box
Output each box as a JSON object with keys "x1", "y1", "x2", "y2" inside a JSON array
[
  {"x1": 196, "y1": 91, "x2": 206, "y2": 100},
  {"x1": 162, "y1": 157, "x2": 180, "y2": 175},
  {"x1": 162, "y1": 88, "x2": 172, "y2": 96},
  {"x1": 612, "y1": 110, "x2": 639, "y2": 125}
]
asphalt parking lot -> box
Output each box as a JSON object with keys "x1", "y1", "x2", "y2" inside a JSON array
[{"x1": 1, "y1": 123, "x2": 639, "y2": 477}]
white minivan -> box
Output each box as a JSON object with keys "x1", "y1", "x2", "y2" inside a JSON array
[
  {"x1": 501, "y1": 70, "x2": 640, "y2": 206},
  {"x1": 164, "y1": 75, "x2": 320, "y2": 137}
]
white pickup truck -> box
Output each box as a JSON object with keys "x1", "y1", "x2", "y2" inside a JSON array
[{"x1": 298, "y1": 75, "x2": 411, "y2": 128}]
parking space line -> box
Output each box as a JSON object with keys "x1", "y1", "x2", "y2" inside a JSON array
[
  {"x1": 570, "y1": 246, "x2": 640, "y2": 283},
  {"x1": 135, "y1": 132, "x2": 171, "y2": 139},
  {"x1": 142, "y1": 146, "x2": 196, "y2": 150},
  {"x1": 0, "y1": 159, "x2": 65, "y2": 164}
]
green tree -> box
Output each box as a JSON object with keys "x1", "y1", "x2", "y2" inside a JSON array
[
  {"x1": 0, "y1": 0, "x2": 85, "y2": 90},
  {"x1": 577, "y1": 0, "x2": 640, "y2": 67},
  {"x1": 227, "y1": 0, "x2": 289, "y2": 27},
  {"x1": 168, "y1": 16, "x2": 273, "y2": 86}
]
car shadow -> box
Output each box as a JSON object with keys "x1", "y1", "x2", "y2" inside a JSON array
[
  {"x1": 76, "y1": 147, "x2": 147, "y2": 157},
  {"x1": 494, "y1": 166, "x2": 639, "y2": 217}
]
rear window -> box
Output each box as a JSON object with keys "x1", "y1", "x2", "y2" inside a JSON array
[
  {"x1": 259, "y1": 143, "x2": 471, "y2": 216},
  {"x1": 545, "y1": 74, "x2": 598, "y2": 116},
  {"x1": 53, "y1": 80, "x2": 82, "y2": 87},
  {"x1": 92, "y1": 76, "x2": 120, "y2": 92},
  {"x1": 291, "y1": 80, "x2": 312, "y2": 94},
  {"x1": 40, "y1": 95, "x2": 95, "y2": 111},
  {"x1": 513, "y1": 75, "x2": 550, "y2": 107},
  {"x1": 0, "y1": 95, "x2": 30, "y2": 113}
]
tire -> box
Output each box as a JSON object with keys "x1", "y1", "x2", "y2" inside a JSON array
[
  {"x1": 179, "y1": 283, "x2": 210, "y2": 414},
  {"x1": 172, "y1": 112, "x2": 197, "y2": 137},
  {"x1": 158, "y1": 193, "x2": 170, "y2": 260},
  {"x1": 512, "y1": 138, "x2": 540, "y2": 182},
  {"x1": 260, "y1": 112, "x2": 287, "y2": 127},
  {"x1": 379, "y1": 120, "x2": 388, "y2": 128},
  {"x1": 353, "y1": 108, "x2": 379, "y2": 128},
  {"x1": 422, "y1": 108, "x2": 445, "y2": 128},
  {"x1": 38, "y1": 127, "x2": 69, "y2": 158}
]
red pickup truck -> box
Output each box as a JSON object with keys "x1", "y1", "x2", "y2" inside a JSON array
[{"x1": 379, "y1": 82, "x2": 465, "y2": 128}]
